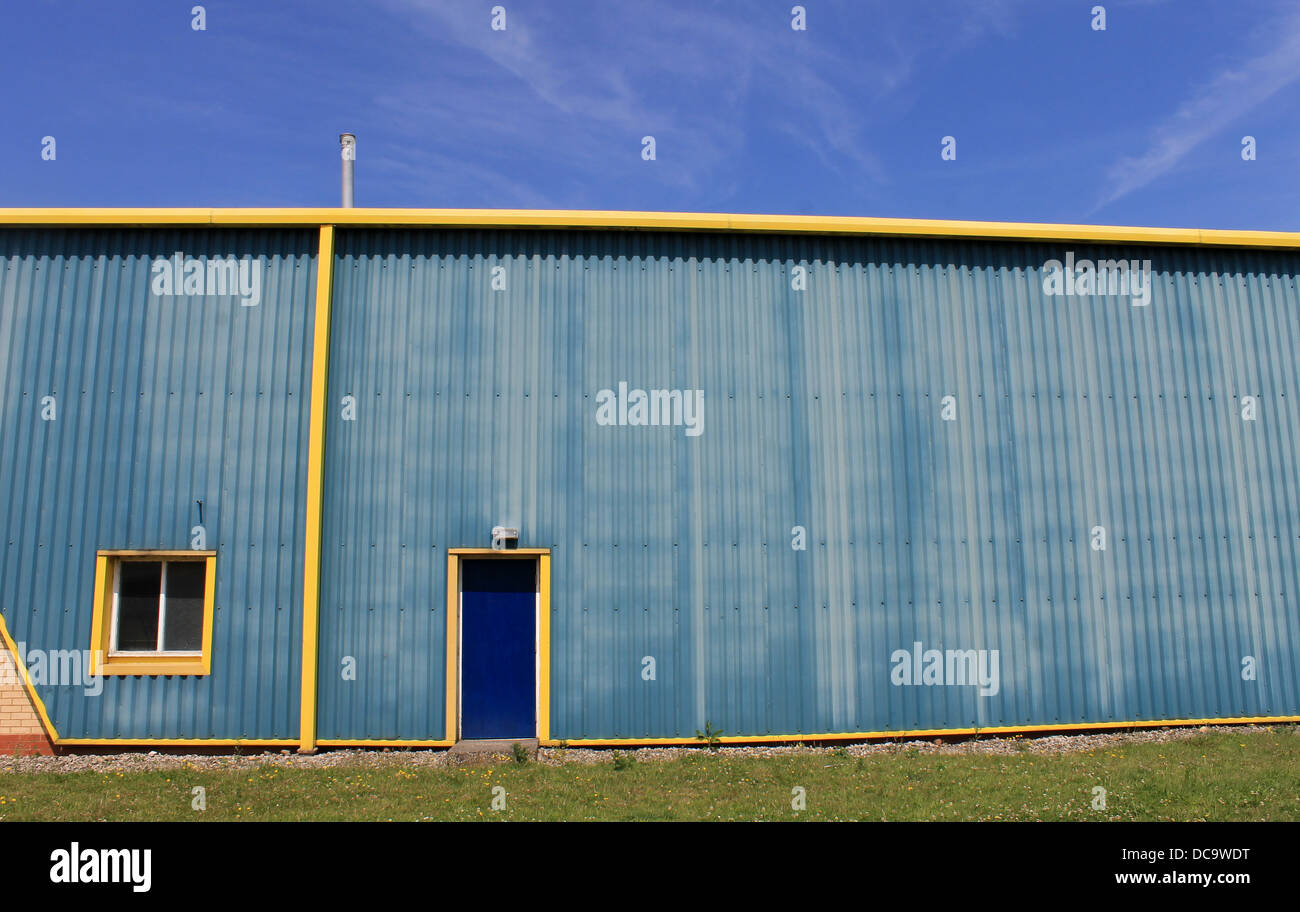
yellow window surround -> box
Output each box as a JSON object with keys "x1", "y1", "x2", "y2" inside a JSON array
[{"x1": 89, "y1": 550, "x2": 217, "y2": 676}]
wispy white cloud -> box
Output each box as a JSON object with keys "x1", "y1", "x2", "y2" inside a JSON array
[
  {"x1": 1095, "y1": 5, "x2": 1300, "y2": 211},
  {"x1": 370, "y1": 145, "x2": 558, "y2": 208},
  {"x1": 374, "y1": 0, "x2": 1017, "y2": 205}
]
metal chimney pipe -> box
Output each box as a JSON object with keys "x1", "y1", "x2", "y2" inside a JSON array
[{"x1": 339, "y1": 133, "x2": 356, "y2": 207}]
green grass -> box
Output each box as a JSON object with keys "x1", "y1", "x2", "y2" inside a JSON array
[{"x1": 2, "y1": 730, "x2": 1298, "y2": 821}]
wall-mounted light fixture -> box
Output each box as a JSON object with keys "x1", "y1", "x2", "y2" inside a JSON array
[{"x1": 491, "y1": 526, "x2": 519, "y2": 551}]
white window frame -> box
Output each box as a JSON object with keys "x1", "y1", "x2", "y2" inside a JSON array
[{"x1": 108, "y1": 559, "x2": 205, "y2": 658}]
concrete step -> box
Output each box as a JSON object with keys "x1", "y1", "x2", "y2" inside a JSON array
[{"x1": 449, "y1": 738, "x2": 539, "y2": 757}]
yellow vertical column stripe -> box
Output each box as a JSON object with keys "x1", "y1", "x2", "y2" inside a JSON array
[{"x1": 299, "y1": 225, "x2": 336, "y2": 753}]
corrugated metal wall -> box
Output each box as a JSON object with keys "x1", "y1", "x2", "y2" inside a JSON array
[
  {"x1": 4, "y1": 224, "x2": 1298, "y2": 743},
  {"x1": 319, "y1": 228, "x2": 1300, "y2": 741},
  {"x1": 0, "y1": 228, "x2": 317, "y2": 739}
]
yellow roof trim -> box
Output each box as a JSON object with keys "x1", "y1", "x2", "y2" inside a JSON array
[{"x1": 0, "y1": 208, "x2": 1298, "y2": 248}]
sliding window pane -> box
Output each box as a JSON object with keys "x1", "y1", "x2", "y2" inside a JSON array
[
  {"x1": 116, "y1": 561, "x2": 161, "y2": 651},
  {"x1": 163, "y1": 561, "x2": 205, "y2": 652}
]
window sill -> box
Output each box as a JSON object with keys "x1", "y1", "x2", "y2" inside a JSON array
[{"x1": 91, "y1": 657, "x2": 210, "y2": 677}]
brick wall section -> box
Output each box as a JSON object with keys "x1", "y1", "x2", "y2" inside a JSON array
[{"x1": 0, "y1": 637, "x2": 55, "y2": 755}]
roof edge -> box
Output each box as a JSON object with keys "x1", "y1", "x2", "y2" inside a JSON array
[{"x1": 0, "y1": 208, "x2": 1298, "y2": 248}]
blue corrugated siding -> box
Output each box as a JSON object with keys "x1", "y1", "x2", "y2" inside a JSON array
[
  {"x1": 5, "y1": 224, "x2": 1299, "y2": 743},
  {"x1": 319, "y1": 229, "x2": 1300, "y2": 741},
  {"x1": 0, "y1": 228, "x2": 316, "y2": 739}
]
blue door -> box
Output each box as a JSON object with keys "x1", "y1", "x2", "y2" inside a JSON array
[{"x1": 460, "y1": 558, "x2": 536, "y2": 739}]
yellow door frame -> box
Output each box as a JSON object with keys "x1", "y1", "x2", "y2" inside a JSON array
[{"x1": 445, "y1": 549, "x2": 551, "y2": 744}]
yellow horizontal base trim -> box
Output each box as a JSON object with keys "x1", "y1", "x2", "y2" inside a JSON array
[
  {"x1": 39, "y1": 715, "x2": 1300, "y2": 750},
  {"x1": 1, "y1": 208, "x2": 1298, "y2": 249},
  {"x1": 317, "y1": 739, "x2": 455, "y2": 748},
  {"x1": 554, "y1": 714, "x2": 1300, "y2": 748},
  {"x1": 55, "y1": 739, "x2": 298, "y2": 747}
]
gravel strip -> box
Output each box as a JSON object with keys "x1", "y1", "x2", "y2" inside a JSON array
[
  {"x1": 1, "y1": 723, "x2": 1293, "y2": 774},
  {"x1": 537, "y1": 724, "x2": 1295, "y2": 765}
]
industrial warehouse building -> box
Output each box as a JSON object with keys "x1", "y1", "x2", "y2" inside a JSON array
[{"x1": 1, "y1": 208, "x2": 1299, "y2": 754}]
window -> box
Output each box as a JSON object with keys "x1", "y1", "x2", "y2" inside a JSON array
[{"x1": 90, "y1": 551, "x2": 216, "y2": 676}]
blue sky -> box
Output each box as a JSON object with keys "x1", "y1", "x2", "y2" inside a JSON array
[{"x1": 4, "y1": 0, "x2": 1300, "y2": 229}]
